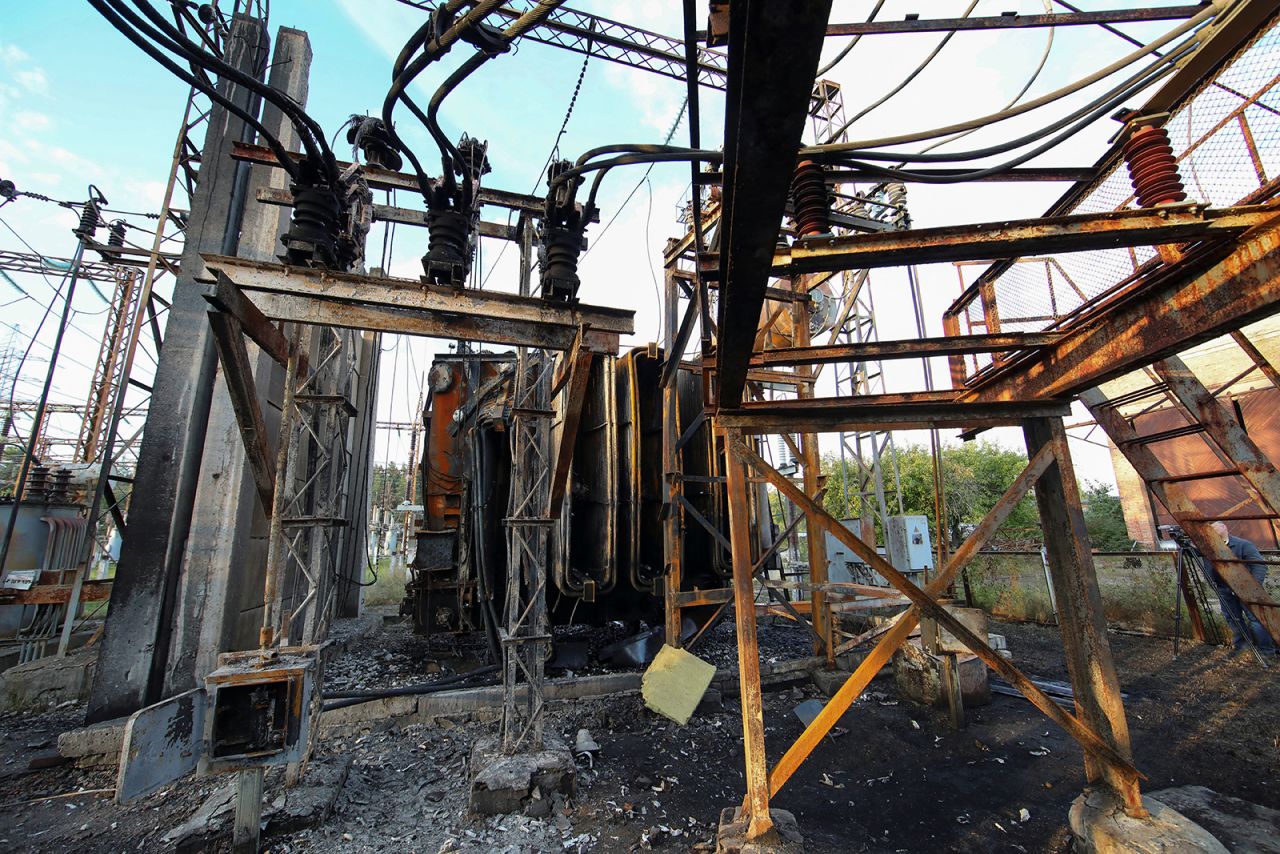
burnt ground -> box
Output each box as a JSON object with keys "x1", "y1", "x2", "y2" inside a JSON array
[{"x1": 0, "y1": 616, "x2": 1276, "y2": 853}]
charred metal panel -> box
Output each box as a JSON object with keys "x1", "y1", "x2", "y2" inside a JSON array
[
  {"x1": 116, "y1": 688, "x2": 207, "y2": 803},
  {"x1": 617, "y1": 348, "x2": 665, "y2": 593},
  {"x1": 554, "y1": 355, "x2": 618, "y2": 601},
  {"x1": 409, "y1": 353, "x2": 514, "y2": 637}
]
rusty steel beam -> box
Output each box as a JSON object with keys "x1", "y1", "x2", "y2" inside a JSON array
[
  {"x1": 231, "y1": 143, "x2": 571, "y2": 218},
  {"x1": 1230, "y1": 330, "x2": 1280, "y2": 393},
  {"x1": 750, "y1": 332, "x2": 1064, "y2": 367},
  {"x1": 1082, "y1": 388, "x2": 1280, "y2": 645},
  {"x1": 715, "y1": 0, "x2": 832, "y2": 408},
  {"x1": 717, "y1": 394, "x2": 1069, "y2": 435},
  {"x1": 254, "y1": 187, "x2": 522, "y2": 239},
  {"x1": 823, "y1": 5, "x2": 1205, "y2": 36},
  {"x1": 202, "y1": 255, "x2": 632, "y2": 352},
  {"x1": 1024, "y1": 417, "x2": 1142, "y2": 812},
  {"x1": 1154, "y1": 356, "x2": 1280, "y2": 519},
  {"x1": 0, "y1": 580, "x2": 112, "y2": 606},
  {"x1": 969, "y1": 219, "x2": 1280, "y2": 402},
  {"x1": 732, "y1": 438, "x2": 1142, "y2": 801},
  {"x1": 775, "y1": 204, "x2": 1278, "y2": 275},
  {"x1": 548, "y1": 348, "x2": 593, "y2": 514},
  {"x1": 207, "y1": 311, "x2": 277, "y2": 514},
  {"x1": 204, "y1": 272, "x2": 296, "y2": 371}
]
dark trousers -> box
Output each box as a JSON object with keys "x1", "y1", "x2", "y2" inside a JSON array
[{"x1": 1215, "y1": 565, "x2": 1277, "y2": 654}]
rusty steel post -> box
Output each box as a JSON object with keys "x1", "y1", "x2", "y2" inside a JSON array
[
  {"x1": 662, "y1": 261, "x2": 685, "y2": 647},
  {"x1": 790, "y1": 277, "x2": 833, "y2": 664},
  {"x1": 724, "y1": 427, "x2": 772, "y2": 839},
  {"x1": 1023, "y1": 416, "x2": 1144, "y2": 816}
]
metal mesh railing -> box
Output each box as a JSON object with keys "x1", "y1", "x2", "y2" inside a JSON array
[{"x1": 948, "y1": 16, "x2": 1280, "y2": 382}]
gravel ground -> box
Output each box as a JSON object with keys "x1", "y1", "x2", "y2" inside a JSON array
[{"x1": 0, "y1": 616, "x2": 1276, "y2": 852}]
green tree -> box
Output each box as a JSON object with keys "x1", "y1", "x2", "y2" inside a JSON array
[
  {"x1": 1081, "y1": 480, "x2": 1134, "y2": 551},
  {"x1": 820, "y1": 440, "x2": 1041, "y2": 548},
  {"x1": 370, "y1": 462, "x2": 410, "y2": 513}
]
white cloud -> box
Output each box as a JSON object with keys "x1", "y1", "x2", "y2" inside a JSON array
[
  {"x1": 0, "y1": 44, "x2": 29, "y2": 66},
  {"x1": 14, "y1": 110, "x2": 51, "y2": 132},
  {"x1": 16, "y1": 68, "x2": 48, "y2": 96}
]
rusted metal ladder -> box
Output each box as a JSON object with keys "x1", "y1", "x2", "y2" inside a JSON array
[{"x1": 1081, "y1": 336, "x2": 1280, "y2": 646}]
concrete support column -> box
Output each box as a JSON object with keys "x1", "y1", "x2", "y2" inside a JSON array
[
  {"x1": 164, "y1": 26, "x2": 313, "y2": 694},
  {"x1": 88, "y1": 15, "x2": 269, "y2": 724}
]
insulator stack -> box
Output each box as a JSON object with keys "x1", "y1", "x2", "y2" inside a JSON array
[
  {"x1": 50, "y1": 468, "x2": 72, "y2": 503},
  {"x1": 1122, "y1": 125, "x2": 1186, "y2": 207},
  {"x1": 26, "y1": 464, "x2": 50, "y2": 501},
  {"x1": 886, "y1": 181, "x2": 909, "y2": 228},
  {"x1": 281, "y1": 184, "x2": 341, "y2": 268},
  {"x1": 423, "y1": 209, "x2": 472, "y2": 286},
  {"x1": 790, "y1": 159, "x2": 831, "y2": 238},
  {"x1": 539, "y1": 226, "x2": 585, "y2": 302},
  {"x1": 75, "y1": 198, "x2": 100, "y2": 240},
  {"x1": 108, "y1": 221, "x2": 126, "y2": 249}
]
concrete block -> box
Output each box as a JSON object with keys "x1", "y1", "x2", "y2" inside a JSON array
[
  {"x1": 1070, "y1": 788, "x2": 1228, "y2": 854},
  {"x1": 893, "y1": 640, "x2": 989, "y2": 708},
  {"x1": 57, "y1": 717, "x2": 128, "y2": 763},
  {"x1": 642, "y1": 644, "x2": 716, "y2": 726},
  {"x1": 0, "y1": 649, "x2": 96, "y2": 711},
  {"x1": 716, "y1": 807, "x2": 803, "y2": 854},
  {"x1": 921, "y1": 605, "x2": 988, "y2": 654},
  {"x1": 1147, "y1": 786, "x2": 1280, "y2": 854},
  {"x1": 810, "y1": 667, "x2": 852, "y2": 698},
  {"x1": 468, "y1": 734, "x2": 575, "y2": 816}
]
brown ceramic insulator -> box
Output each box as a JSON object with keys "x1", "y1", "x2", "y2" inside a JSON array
[
  {"x1": 790, "y1": 159, "x2": 831, "y2": 238},
  {"x1": 1122, "y1": 126, "x2": 1186, "y2": 207}
]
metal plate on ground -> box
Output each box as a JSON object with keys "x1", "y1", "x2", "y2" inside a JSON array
[{"x1": 116, "y1": 688, "x2": 206, "y2": 803}]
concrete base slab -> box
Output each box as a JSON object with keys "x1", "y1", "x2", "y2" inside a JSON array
[
  {"x1": 1069, "y1": 787, "x2": 1229, "y2": 854},
  {"x1": 467, "y1": 735, "x2": 576, "y2": 817},
  {"x1": 1148, "y1": 786, "x2": 1280, "y2": 853},
  {"x1": 0, "y1": 648, "x2": 97, "y2": 711},
  {"x1": 716, "y1": 807, "x2": 803, "y2": 854}
]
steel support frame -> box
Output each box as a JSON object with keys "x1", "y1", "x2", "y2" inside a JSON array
[
  {"x1": 967, "y1": 218, "x2": 1280, "y2": 402},
  {"x1": 715, "y1": 0, "x2": 833, "y2": 407},
  {"x1": 774, "y1": 204, "x2": 1278, "y2": 276},
  {"x1": 720, "y1": 423, "x2": 1144, "y2": 838},
  {"x1": 202, "y1": 254, "x2": 632, "y2": 352}
]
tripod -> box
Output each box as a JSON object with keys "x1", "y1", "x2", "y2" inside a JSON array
[{"x1": 1176, "y1": 542, "x2": 1269, "y2": 667}]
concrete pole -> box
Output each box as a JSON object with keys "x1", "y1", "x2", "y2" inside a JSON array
[
  {"x1": 87, "y1": 15, "x2": 269, "y2": 724},
  {"x1": 162, "y1": 26, "x2": 313, "y2": 695}
]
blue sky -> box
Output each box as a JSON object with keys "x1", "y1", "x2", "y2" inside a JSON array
[{"x1": 0, "y1": 1, "x2": 1215, "y2": 484}]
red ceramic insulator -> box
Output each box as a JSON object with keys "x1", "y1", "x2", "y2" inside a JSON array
[
  {"x1": 791, "y1": 159, "x2": 831, "y2": 238},
  {"x1": 1122, "y1": 126, "x2": 1186, "y2": 207}
]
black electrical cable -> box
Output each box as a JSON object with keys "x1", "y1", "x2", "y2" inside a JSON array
[
  {"x1": 114, "y1": 0, "x2": 337, "y2": 183},
  {"x1": 426, "y1": 49, "x2": 495, "y2": 189},
  {"x1": 87, "y1": 0, "x2": 301, "y2": 180},
  {"x1": 815, "y1": 0, "x2": 886, "y2": 78},
  {"x1": 381, "y1": 3, "x2": 505, "y2": 198},
  {"x1": 828, "y1": 52, "x2": 1185, "y2": 185},
  {"x1": 321, "y1": 664, "x2": 500, "y2": 703},
  {"x1": 127, "y1": 0, "x2": 329, "y2": 167},
  {"x1": 805, "y1": 38, "x2": 1197, "y2": 167}
]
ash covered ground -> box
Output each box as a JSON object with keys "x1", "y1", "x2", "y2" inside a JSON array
[{"x1": 1, "y1": 615, "x2": 1277, "y2": 853}]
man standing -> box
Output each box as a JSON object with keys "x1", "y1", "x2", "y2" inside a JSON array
[{"x1": 1202, "y1": 521, "x2": 1277, "y2": 657}]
